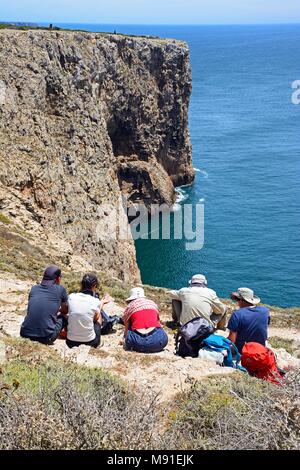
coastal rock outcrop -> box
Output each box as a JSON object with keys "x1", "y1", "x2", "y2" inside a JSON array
[{"x1": 0, "y1": 29, "x2": 194, "y2": 280}]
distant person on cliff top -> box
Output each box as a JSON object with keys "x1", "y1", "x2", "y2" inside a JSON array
[
  {"x1": 66, "y1": 273, "x2": 113, "y2": 349},
  {"x1": 169, "y1": 274, "x2": 228, "y2": 329},
  {"x1": 227, "y1": 287, "x2": 270, "y2": 353},
  {"x1": 122, "y1": 287, "x2": 168, "y2": 353},
  {"x1": 20, "y1": 265, "x2": 68, "y2": 345}
]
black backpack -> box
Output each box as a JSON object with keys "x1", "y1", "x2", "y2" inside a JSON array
[{"x1": 175, "y1": 317, "x2": 214, "y2": 358}]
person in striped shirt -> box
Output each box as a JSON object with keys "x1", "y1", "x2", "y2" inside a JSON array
[{"x1": 122, "y1": 287, "x2": 168, "y2": 353}]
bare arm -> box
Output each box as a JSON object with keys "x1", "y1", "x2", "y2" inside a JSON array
[
  {"x1": 211, "y1": 295, "x2": 226, "y2": 315},
  {"x1": 93, "y1": 293, "x2": 113, "y2": 324},
  {"x1": 121, "y1": 308, "x2": 130, "y2": 337},
  {"x1": 59, "y1": 302, "x2": 69, "y2": 315},
  {"x1": 169, "y1": 290, "x2": 180, "y2": 300},
  {"x1": 123, "y1": 315, "x2": 130, "y2": 336},
  {"x1": 99, "y1": 293, "x2": 113, "y2": 312},
  {"x1": 228, "y1": 331, "x2": 237, "y2": 344},
  {"x1": 93, "y1": 310, "x2": 102, "y2": 324}
]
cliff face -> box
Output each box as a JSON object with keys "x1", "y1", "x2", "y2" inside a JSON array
[{"x1": 0, "y1": 29, "x2": 194, "y2": 281}]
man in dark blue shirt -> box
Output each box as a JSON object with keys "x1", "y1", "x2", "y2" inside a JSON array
[
  {"x1": 227, "y1": 287, "x2": 270, "y2": 353},
  {"x1": 20, "y1": 265, "x2": 68, "y2": 345}
]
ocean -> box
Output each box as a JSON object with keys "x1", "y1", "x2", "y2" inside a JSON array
[{"x1": 48, "y1": 23, "x2": 300, "y2": 307}]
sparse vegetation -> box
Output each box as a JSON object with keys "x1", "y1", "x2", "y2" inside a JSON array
[
  {"x1": 0, "y1": 343, "x2": 299, "y2": 450},
  {"x1": 162, "y1": 372, "x2": 300, "y2": 450},
  {"x1": 269, "y1": 306, "x2": 300, "y2": 329},
  {"x1": 0, "y1": 213, "x2": 11, "y2": 225},
  {"x1": 0, "y1": 353, "x2": 161, "y2": 450},
  {"x1": 0, "y1": 225, "x2": 55, "y2": 280},
  {"x1": 269, "y1": 336, "x2": 295, "y2": 355}
]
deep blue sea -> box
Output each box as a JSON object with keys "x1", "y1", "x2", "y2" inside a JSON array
[{"x1": 49, "y1": 23, "x2": 300, "y2": 307}]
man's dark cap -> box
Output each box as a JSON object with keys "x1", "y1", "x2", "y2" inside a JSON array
[{"x1": 41, "y1": 265, "x2": 62, "y2": 286}]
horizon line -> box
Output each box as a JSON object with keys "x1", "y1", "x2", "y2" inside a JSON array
[{"x1": 2, "y1": 20, "x2": 300, "y2": 27}]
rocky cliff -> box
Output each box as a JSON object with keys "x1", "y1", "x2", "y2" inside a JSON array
[{"x1": 0, "y1": 29, "x2": 194, "y2": 281}]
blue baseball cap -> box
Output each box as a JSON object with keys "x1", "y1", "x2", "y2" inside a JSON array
[{"x1": 41, "y1": 265, "x2": 62, "y2": 286}]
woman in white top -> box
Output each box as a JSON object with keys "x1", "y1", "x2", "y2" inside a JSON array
[{"x1": 66, "y1": 273, "x2": 110, "y2": 348}]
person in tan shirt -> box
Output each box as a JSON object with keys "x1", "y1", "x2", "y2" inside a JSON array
[{"x1": 169, "y1": 274, "x2": 227, "y2": 329}]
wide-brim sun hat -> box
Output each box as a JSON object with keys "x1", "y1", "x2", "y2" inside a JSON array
[
  {"x1": 189, "y1": 274, "x2": 207, "y2": 285},
  {"x1": 126, "y1": 287, "x2": 145, "y2": 302},
  {"x1": 231, "y1": 287, "x2": 260, "y2": 305}
]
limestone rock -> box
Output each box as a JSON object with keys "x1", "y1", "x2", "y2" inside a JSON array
[{"x1": 0, "y1": 30, "x2": 194, "y2": 281}]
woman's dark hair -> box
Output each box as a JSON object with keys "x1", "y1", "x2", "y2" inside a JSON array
[{"x1": 81, "y1": 273, "x2": 99, "y2": 290}]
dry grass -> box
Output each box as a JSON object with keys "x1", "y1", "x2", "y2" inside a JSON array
[
  {"x1": 114, "y1": 350, "x2": 165, "y2": 369},
  {"x1": 268, "y1": 306, "x2": 300, "y2": 329},
  {"x1": 0, "y1": 358, "x2": 160, "y2": 450},
  {"x1": 0, "y1": 225, "x2": 57, "y2": 280},
  {"x1": 2, "y1": 335, "x2": 59, "y2": 366},
  {"x1": 89, "y1": 348, "x2": 110, "y2": 358},
  {"x1": 268, "y1": 336, "x2": 296, "y2": 355},
  {"x1": 0, "y1": 213, "x2": 11, "y2": 225},
  {"x1": 0, "y1": 336, "x2": 300, "y2": 450},
  {"x1": 162, "y1": 371, "x2": 300, "y2": 450}
]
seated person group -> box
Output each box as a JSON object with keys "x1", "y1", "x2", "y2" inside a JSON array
[{"x1": 20, "y1": 265, "x2": 270, "y2": 356}]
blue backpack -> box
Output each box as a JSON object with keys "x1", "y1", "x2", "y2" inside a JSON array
[{"x1": 202, "y1": 334, "x2": 246, "y2": 370}]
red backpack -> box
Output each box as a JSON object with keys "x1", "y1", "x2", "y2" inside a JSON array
[{"x1": 241, "y1": 342, "x2": 283, "y2": 385}]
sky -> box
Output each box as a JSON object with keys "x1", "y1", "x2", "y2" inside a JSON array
[{"x1": 1, "y1": 0, "x2": 300, "y2": 25}]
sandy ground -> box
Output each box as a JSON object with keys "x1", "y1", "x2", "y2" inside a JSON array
[{"x1": 0, "y1": 272, "x2": 299, "y2": 400}]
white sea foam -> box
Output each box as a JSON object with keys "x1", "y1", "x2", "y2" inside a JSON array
[
  {"x1": 172, "y1": 187, "x2": 189, "y2": 211},
  {"x1": 175, "y1": 187, "x2": 189, "y2": 204},
  {"x1": 194, "y1": 168, "x2": 208, "y2": 178}
]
